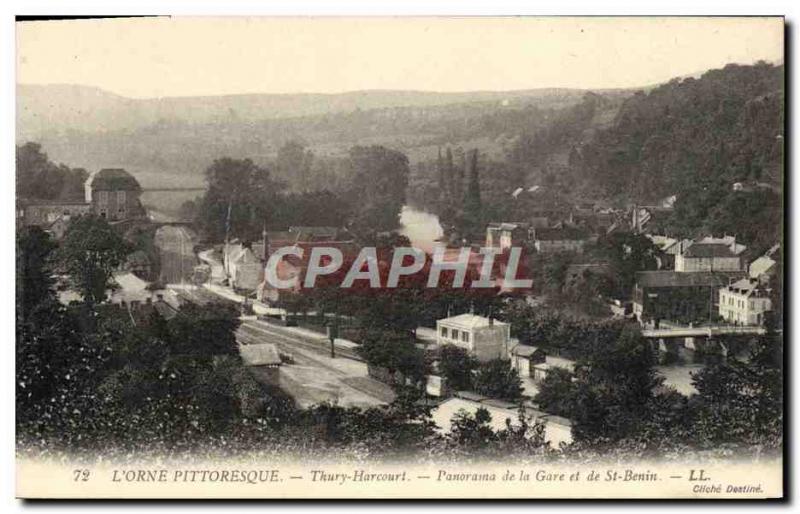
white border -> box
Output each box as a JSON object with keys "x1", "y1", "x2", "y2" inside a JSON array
[{"x1": 2, "y1": 1, "x2": 796, "y2": 512}]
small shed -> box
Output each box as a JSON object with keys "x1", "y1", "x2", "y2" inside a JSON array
[
  {"x1": 240, "y1": 343, "x2": 282, "y2": 367},
  {"x1": 532, "y1": 355, "x2": 576, "y2": 383},
  {"x1": 509, "y1": 344, "x2": 547, "y2": 377}
]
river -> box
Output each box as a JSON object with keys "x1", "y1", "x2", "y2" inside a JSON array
[{"x1": 399, "y1": 205, "x2": 443, "y2": 252}]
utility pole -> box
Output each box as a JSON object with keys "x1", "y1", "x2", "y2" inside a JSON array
[{"x1": 327, "y1": 314, "x2": 339, "y2": 358}]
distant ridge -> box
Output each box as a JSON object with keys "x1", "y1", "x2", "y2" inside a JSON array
[{"x1": 17, "y1": 83, "x2": 636, "y2": 139}]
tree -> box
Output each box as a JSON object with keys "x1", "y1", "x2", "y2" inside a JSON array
[
  {"x1": 534, "y1": 367, "x2": 576, "y2": 418},
  {"x1": 447, "y1": 407, "x2": 499, "y2": 450},
  {"x1": 461, "y1": 149, "x2": 483, "y2": 241},
  {"x1": 197, "y1": 157, "x2": 283, "y2": 242},
  {"x1": 16, "y1": 142, "x2": 86, "y2": 200},
  {"x1": 357, "y1": 330, "x2": 429, "y2": 386},
  {"x1": 438, "y1": 345, "x2": 477, "y2": 391},
  {"x1": 276, "y1": 140, "x2": 314, "y2": 192},
  {"x1": 57, "y1": 215, "x2": 131, "y2": 304},
  {"x1": 472, "y1": 359, "x2": 523, "y2": 401},
  {"x1": 166, "y1": 302, "x2": 240, "y2": 358},
  {"x1": 570, "y1": 326, "x2": 662, "y2": 442},
  {"x1": 690, "y1": 313, "x2": 782, "y2": 448},
  {"x1": 347, "y1": 145, "x2": 410, "y2": 235},
  {"x1": 595, "y1": 232, "x2": 659, "y2": 299},
  {"x1": 16, "y1": 226, "x2": 57, "y2": 323}
]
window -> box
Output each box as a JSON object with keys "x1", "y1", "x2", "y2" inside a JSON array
[
  {"x1": 462, "y1": 331, "x2": 469, "y2": 343},
  {"x1": 117, "y1": 190, "x2": 126, "y2": 204},
  {"x1": 451, "y1": 329, "x2": 459, "y2": 341},
  {"x1": 99, "y1": 191, "x2": 108, "y2": 205},
  {"x1": 440, "y1": 326, "x2": 447, "y2": 337}
]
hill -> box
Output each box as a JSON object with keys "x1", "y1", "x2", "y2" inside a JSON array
[
  {"x1": 576, "y1": 62, "x2": 784, "y2": 201},
  {"x1": 16, "y1": 84, "x2": 632, "y2": 188}
]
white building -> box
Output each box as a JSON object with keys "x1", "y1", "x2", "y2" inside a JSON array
[
  {"x1": 436, "y1": 313, "x2": 511, "y2": 362},
  {"x1": 719, "y1": 277, "x2": 772, "y2": 326},
  {"x1": 485, "y1": 222, "x2": 530, "y2": 251},
  {"x1": 223, "y1": 242, "x2": 264, "y2": 291}
]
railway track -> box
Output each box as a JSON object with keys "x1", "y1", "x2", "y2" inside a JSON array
[{"x1": 236, "y1": 320, "x2": 362, "y2": 362}]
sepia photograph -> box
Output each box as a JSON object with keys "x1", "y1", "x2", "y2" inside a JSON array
[{"x1": 12, "y1": 15, "x2": 785, "y2": 500}]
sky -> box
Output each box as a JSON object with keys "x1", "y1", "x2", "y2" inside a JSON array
[{"x1": 16, "y1": 16, "x2": 784, "y2": 98}]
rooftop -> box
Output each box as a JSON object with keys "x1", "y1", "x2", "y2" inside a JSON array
[
  {"x1": 87, "y1": 168, "x2": 142, "y2": 191},
  {"x1": 726, "y1": 277, "x2": 770, "y2": 297},
  {"x1": 749, "y1": 255, "x2": 777, "y2": 278},
  {"x1": 438, "y1": 313, "x2": 508, "y2": 329},
  {"x1": 511, "y1": 344, "x2": 542, "y2": 357},
  {"x1": 636, "y1": 270, "x2": 744, "y2": 288},
  {"x1": 534, "y1": 355, "x2": 576, "y2": 373},
  {"x1": 240, "y1": 343, "x2": 282, "y2": 367},
  {"x1": 682, "y1": 242, "x2": 742, "y2": 258},
  {"x1": 487, "y1": 222, "x2": 529, "y2": 231}
]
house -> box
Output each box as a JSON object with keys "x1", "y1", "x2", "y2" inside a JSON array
[
  {"x1": 430, "y1": 395, "x2": 573, "y2": 446},
  {"x1": 719, "y1": 277, "x2": 772, "y2": 326},
  {"x1": 256, "y1": 238, "x2": 360, "y2": 304},
  {"x1": 508, "y1": 344, "x2": 546, "y2": 378},
  {"x1": 532, "y1": 355, "x2": 577, "y2": 383},
  {"x1": 485, "y1": 222, "x2": 530, "y2": 251},
  {"x1": 646, "y1": 235, "x2": 691, "y2": 270},
  {"x1": 749, "y1": 245, "x2": 780, "y2": 284},
  {"x1": 84, "y1": 168, "x2": 146, "y2": 221},
  {"x1": 46, "y1": 213, "x2": 75, "y2": 240},
  {"x1": 532, "y1": 227, "x2": 587, "y2": 254},
  {"x1": 17, "y1": 199, "x2": 91, "y2": 228},
  {"x1": 749, "y1": 255, "x2": 777, "y2": 282},
  {"x1": 633, "y1": 270, "x2": 744, "y2": 324},
  {"x1": 436, "y1": 313, "x2": 511, "y2": 362},
  {"x1": 674, "y1": 237, "x2": 746, "y2": 272},
  {"x1": 223, "y1": 242, "x2": 264, "y2": 292}
]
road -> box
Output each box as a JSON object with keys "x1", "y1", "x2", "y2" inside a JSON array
[
  {"x1": 154, "y1": 225, "x2": 197, "y2": 284},
  {"x1": 236, "y1": 319, "x2": 395, "y2": 409},
  {"x1": 197, "y1": 249, "x2": 226, "y2": 283}
]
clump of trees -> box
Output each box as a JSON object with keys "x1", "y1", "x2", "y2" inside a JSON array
[
  {"x1": 16, "y1": 142, "x2": 88, "y2": 201},
  {"x1": 17, "y1": 223, "x2": 291, "y2": 453},
  {"x1": 437, "y1": 345, "x2": 523, "y2": 402},
  {"x1": 56, "y1": 214, "x2": 131, "y2": 304},
  {"x1": 531, "y1": 315, "x2": 783, "y2": 454},
  {"x1": 193, "y1": 144, "x2": 409, "y2": 243}
]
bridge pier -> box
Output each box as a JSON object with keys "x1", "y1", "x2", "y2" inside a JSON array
[{"x1": 655, "y1": 338, "x2": 682, "y2": 365}]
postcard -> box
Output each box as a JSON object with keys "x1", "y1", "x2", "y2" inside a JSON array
[{"x1": 15, "y1": 16, "x2": 784, "y2": 499}]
